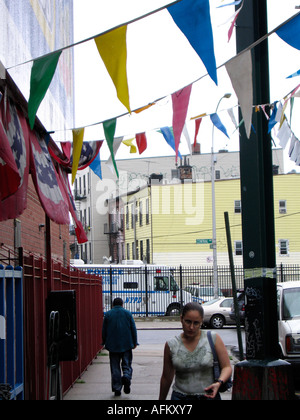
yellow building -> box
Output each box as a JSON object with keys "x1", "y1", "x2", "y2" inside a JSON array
[{"x1": 123, "y1": 173, "x2": 300, "y2": 267}]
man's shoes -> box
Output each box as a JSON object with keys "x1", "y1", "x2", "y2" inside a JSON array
[
  {"x1": 122, "y1": 377, "x2": 131, "y2": 394},
  {"x1": 114, "y1": 390, "x2": 121, "y2": 397}
]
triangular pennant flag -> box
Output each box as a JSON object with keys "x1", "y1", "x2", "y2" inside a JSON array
[
  {"x1": 168, "y1": 0, "x2": 217, "y2": 85},
  {"x1": 72, "y1": 128, "x2": 85, "y2": 184},
  {"x1": 276, "y1": 119, "x2": 292, "y2": 149},
  {"x1": 183, "y1": 124, "x2": 192, "y2": 157},
  {"x1": 172, "y1": 84, "x2": 193, "y2": 161},
  {"x1": 159, "y1": 127, "x2": 182, "y2": 158},
  {"x1": 90, "y1": 148, "x2": 103, "y2": 180},
  {"x1": 136, "y1": 132, "x2": 147, "y2": 155},
  {"x1": 228, "y1": 4, "x2": 243, "y2": 42},
  {"x1": 268, "y1": 102, "x2": 279, "y2": 133},
  {"x1": 290, "y1": 96, "x2": 295, "y2": 126},
  {"x1": 217, "y1": 0, "x2": 243, "y2": 8},
  {"x1": 279, "y1": 101, "x2": 288, "y2": 129},
  {"x1": 134, "y1": 103, "x2": 155, "y2": 114},
  {"x1": 90, "y1": 153, "x2": 102, "y2": 180},
  {"x1": 225, "y1": 50, "x2": 253, "y2": 138},
  {"x1": 276, "y1": 13, "x2": 300, "y2": 51},
  {"x1": 227, "y1": 108, "x2": 238, "y2": 129},
  {"x1": 210, "y1": 113, "x2": 229, "y2": 138},
  {"x1": 28, "y1": 51, "x2": 62, "y2": 129},
  {"x1": 106, "y1": 136, "x2": 123, "y2": 175},
  {"x1": 289, "y1": 134, "x2": 297, "y2": 157},
  {"x1": 123, "y1": 138, "x2": 137, "y2": 154},
  {"x1": 95, "y1": 26, "x2": 131, "y2": 113},
  {"x1": 194, "y1": 118, "x2": 202, "y2": 147},
  {"x1": 103, "y1": 118, "x2": 119, "y2": 178},
  {"x1": 287, "y1": 69, "x2": 300, "y2": 79}
]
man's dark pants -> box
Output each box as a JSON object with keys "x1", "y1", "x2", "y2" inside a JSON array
[{"x1": 109, "y1": 350, "x2": 133, "y2": 393}]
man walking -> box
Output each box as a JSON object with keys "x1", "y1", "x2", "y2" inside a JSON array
[{"x1": 102, "y1": 298, "x2": 138, "y2": 397}]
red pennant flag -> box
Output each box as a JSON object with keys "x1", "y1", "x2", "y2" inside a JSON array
[
  {"x1": 172, "y1": 85, "x2": 192, "y2": 161},
  {"x1": 0, "y1": 100, "x2": 30, "y2": 222},
  {"x1": 58, "y1": 167, "x2": 88, "y2": 244},
  {"x1": 0, "y1": 111, "x2": 21, "y2": 200},
  {"x1": 136, "y1": 132, "x2": 147, "y2": 155},
  {"x1": 194, "y1": 118, "x2": 202, "y2": 147}
]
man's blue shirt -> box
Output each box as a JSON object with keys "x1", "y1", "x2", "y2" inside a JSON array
[{"x1": 102, "y1": 305, "x2": 138, "y2": 353}]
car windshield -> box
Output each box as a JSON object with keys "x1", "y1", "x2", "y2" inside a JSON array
[
  {"x1": 203, "y1": 298, "x2": 219, "y2": 306},
  {"x1": 282, "y1": 288, "x2": 300, "y2": 320}
]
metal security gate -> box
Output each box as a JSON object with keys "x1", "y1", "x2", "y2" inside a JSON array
[{"x1": 0, "y1": 265, "x2": 24, "y2": 400}]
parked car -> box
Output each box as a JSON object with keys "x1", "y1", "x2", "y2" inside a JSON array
[
  {"x1": 230, "y1": 290, "x2": 245, "y2": 325},
  {"x1": 230, "y1": 283, "x2": 300, "y2": 384},
  {"x1": 184, "y1": 285, "x2": 224, "y2": 304},
  {"x1": 202, "y1": 297, "x2": 234, "y2": 329}
]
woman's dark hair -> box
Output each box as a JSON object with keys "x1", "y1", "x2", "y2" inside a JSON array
[{"x1": 181, "y1": 302, "x2": 204, "y2": 318}]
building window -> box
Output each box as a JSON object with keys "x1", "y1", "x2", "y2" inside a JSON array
[
  {"x1": 234, "y1": 200, "x2": 242, "y2": 214},
  {"x1": 146, "y1": 199, "x2": 150, "y2": 225},
  {"x1": 279, "y1": 240, "x2": 289, "y2": 256},
  {"x1": 146, "y1": 239, "x2": 150, "y2": 264},
  {"x1": 279, "y1": 200, "x2": 287, "y2": 214},
  {"x1": 127, "y1": 243, "x2": 130, "y2": 260},
  {"x1": 131, "y1": 204, "x2": 134, "y2": 229},
  {"x1": 140, "y1": 241, "x2": 144, "y2": 262},
  {"x1": 235, "y1": 241, "x2": 243, "y2": 256},
  {"x1": 139, "y1": 201, "x2": 143, "y2": 226},
  {"x1": 126, "y1": 206, "x2": 129, "y2": 230}
]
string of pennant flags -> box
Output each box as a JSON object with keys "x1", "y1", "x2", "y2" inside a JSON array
[{"x1": 5, "y1": 0, "x2": 300, "y2": 181}]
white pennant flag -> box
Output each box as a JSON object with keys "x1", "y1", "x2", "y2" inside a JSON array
[
  {"x1": 183, "y1": 124, "x2": 192, "y2": 157},
  {"x1": 289, "y1": 134, "x2": 297, "y2": 157},
  {"x1": 225, "y1": 50, "x2": 253, "y2": 139},
  {"x1": 106, "y1": 136, "x2": 124, "y2": 174},
  {"x1": 276, "y1": 120, "x2": 292, "y2": 149}
]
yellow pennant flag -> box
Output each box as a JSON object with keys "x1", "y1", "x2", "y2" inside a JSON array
[
  {"x1": 95, "y1": 26, "x2": 131, "y2": 114},
  {"x1": 123, "y1": 138, "x2": 137, "y2": 154},
  {"x1": 72, "y1": 128, "x2": 85, "y2": 184}
]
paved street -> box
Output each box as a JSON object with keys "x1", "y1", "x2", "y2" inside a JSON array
[{"x1": 138, "y1": 323, "x2": 245, "y2": 349}]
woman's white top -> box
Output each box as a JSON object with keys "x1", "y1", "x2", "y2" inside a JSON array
[{"x1": 168, "y1": 330, "x2": 216, "y2": 395}]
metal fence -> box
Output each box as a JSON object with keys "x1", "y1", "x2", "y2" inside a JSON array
[
  {"x1": 79, "y1": 264, "x2": 300, "y2": 318},
  {"x1": 22, "y1": 255, "x2": 103, "y2": 400},
  {"x1": 0, "y1": 265, "x2": 24, "y2": 400}
]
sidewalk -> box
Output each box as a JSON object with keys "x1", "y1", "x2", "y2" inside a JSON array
[{"x1": 64, "y1": 320, "x2": 234, "y2": 401}]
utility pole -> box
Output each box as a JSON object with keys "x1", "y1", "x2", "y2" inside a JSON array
[{"x1": 232, "y1": 0, "x2": 295, "y2": 400}]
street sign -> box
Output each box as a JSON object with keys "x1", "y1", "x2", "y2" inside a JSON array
[{"x1": 196, "y1": 239, "x2": 212, "y2": 245}]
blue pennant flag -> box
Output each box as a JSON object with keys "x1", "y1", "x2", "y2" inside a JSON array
[
  {"x1": 168, "y1": 0, "x2": 218, "y2": 85},
  {"x1": 160, "y1": 127, "x2": 182, "y2": 158},
  {"x1": 287, "y1": 69, "x2": 300, "y2": 79},
  {"x1": 268, "y1": 102, "x2": 278, "y2": 133},
  {"x1": 217, "y1": 0, "x2": 243, "y2": 8},
  {"x1": 90, "y1": 152, "x2": 102, "y2": 180},
  {"x1": 210, "y1": 114, "x2": 229, "y2": 138},
  {"x1": 276, "y1": 13, "x2": 300, "y2": 51}
]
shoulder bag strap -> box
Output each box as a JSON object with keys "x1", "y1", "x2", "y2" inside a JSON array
[{"x1": 207, "y1": 331, "x2": 221, "y2": 381}]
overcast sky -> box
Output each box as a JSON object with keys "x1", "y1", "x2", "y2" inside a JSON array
[{"x1": 72, "y1": 0, "x2": 300, "y2": 171}]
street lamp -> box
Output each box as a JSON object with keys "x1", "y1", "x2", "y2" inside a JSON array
[{"x1": 212, "y1": 93, "x2": 232, "y2": 299}]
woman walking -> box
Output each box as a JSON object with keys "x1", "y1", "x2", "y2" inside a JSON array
[{"x1": 159, "y1": 302, "x2": 232, "y2": 400}]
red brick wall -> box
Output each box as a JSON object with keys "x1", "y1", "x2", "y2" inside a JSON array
[{"x1": 0, "y1": 177, "x2": 70, "y2": 263}]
